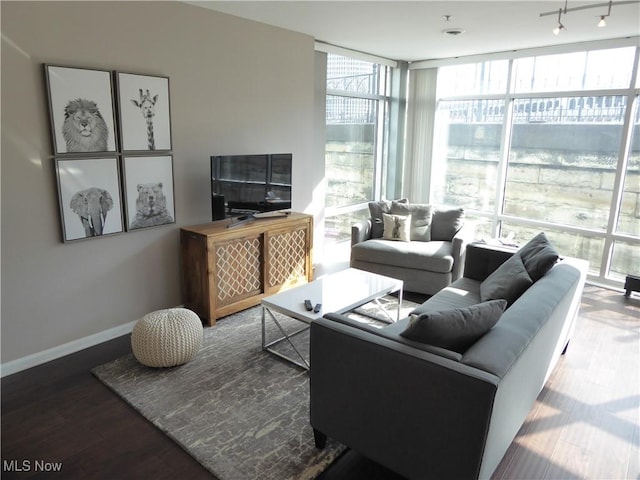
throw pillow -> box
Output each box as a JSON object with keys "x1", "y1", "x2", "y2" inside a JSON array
[
  {"x1": 368, "y1": 198, "x2": 407, "y2": 238},
  {"x1": 517, "y1": 232, "x2": 559, "y2": 281},
  {"x1": 390, "y1": 201, "x2": 433, "y2": 241},
  {"x1": 400, "y1": 299, "x2": 507, "y2": 353},
  {"x1": 431, "y1": 207, "x2": 465, "y2": 241},
  {"x1": 480, "y1": 253, "x2": 533, "y2": 306},
  {"x1": 382, "y1": 213, "x2": 411, "y2": 242}
]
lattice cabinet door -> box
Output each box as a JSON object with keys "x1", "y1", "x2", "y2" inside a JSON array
[
  {"x1": 264, "y1": 224, "x2": 311, "y2": 295},
  {"x1": 212, "y1": 234, "x2": 264, "y2": 308}
]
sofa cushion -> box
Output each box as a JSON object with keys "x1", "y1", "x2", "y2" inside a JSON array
[
  {"x1": 368, "y1": 199, "x2": 407, "y2": 238},
  {"x1": 431, "y1": 207, "x2": 465, "y2": 241},
  {"x1": 517, "y1": 232, "x2": 559, "y2": 281},
  {"x1": 480, "y1": 253, "x2": 533, "y2": 306},
  {"x1": 462, "y1": 261, "x2": 582, "y2": 377},
  {"x1": 390, "y1": 201, "x2": 433, "y2": 241},
  {"x1": 351, "y1": 239, "x2": 455, "y2": 273},
  {"x1": 410, "y1": 277, "x2": 482, "y2": 316},
  {"x1": 382, "y1": 213, "x2": 411, "y2": 242},
  {"x1": 400, "y1": 299, "x2": 508, "y2": 353}
]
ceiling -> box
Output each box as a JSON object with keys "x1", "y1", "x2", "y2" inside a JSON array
[{"x1": 188, "y1": 1, "x2": 640, "y2": 62}]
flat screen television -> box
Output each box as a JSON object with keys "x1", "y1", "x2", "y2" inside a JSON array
[{"x1": 211, "y1": 153, "x2": 292, "y2": 219}]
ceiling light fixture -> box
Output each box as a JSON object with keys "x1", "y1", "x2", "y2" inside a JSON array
[
  {"x1": 598, "y1": 0, "x2": 613, "y2": 26},
  {"x1": 440, "y1": 14, "x2": 465, "y2": 36},
  {"x1": 553, "y1": 6, "x2": 567, "y2": 35},
  {"x1": 442, "y1": 28, "x2": 466, "y2": 36},
  {"x1": 540, "y1": 0, "x2": 638, "y2": 33}
]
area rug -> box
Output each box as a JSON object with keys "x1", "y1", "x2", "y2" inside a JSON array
[{"x1": 92, "y1": 297, "x2": 416, "y2": 480}]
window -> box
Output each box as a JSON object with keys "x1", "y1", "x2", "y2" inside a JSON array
[
  {"x1": 432, "y1": 99, "x2": 503, "y2": 212},
  {"x1": 430, "y1": 44, "x2": 639, "y2": 287},
  {"x1": 324, "y1": 53, "x2": 391, "y2": 243},
  {"x1": 504, "y1": 95, "x2": 625, "y2": 230},
  {"x1": 512, "y1": 47, "x2": 635, "y2": 93},
  {"x1": 616, "y1": 100, "x2": 640, "y2": 237}
]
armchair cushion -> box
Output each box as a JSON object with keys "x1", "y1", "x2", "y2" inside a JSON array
[
  {"x1": 400, "y1": 299, "x2": 508, "y2": 353},
  {"x1": 390, "y1": 201, "x2": 433, "y2": 241},
  {"x1": 368, "y1": 198, "x2": 407, "y2": 238},
  {"x1": 351, "y1": 239, "x2": 455, "y2": 273},
  {"x1": 382, "y1": 213, "x2": 412, "y2": 242},
  {"x1": 431, "y1": 207, "x2": 465, "y2": 241}
]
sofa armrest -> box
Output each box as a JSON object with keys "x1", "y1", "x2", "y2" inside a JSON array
[
  {"x1": 310, "y1": 317, "x2": 500, "y2": 480},
  {"x1": 351, "y1": 218, "x2": 372, "y2": 246},
  {"x1": 451, "y1": 223, "x2": 475, "y2": 280},
  {"x1": 463, "y1": 242, "x2": 518, "y2": 282}
]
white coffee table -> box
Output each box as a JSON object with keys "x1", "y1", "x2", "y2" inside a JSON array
[{"x1": 261, "y1": 268, "x2": 403, "y2": 370}]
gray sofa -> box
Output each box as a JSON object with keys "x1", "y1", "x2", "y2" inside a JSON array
[
  {"x1": 350, "y1": 202, "x2": 471, "y2": 295},
  {"x1": 310, "y1": 241, "x2": 588, "y2": 480}
]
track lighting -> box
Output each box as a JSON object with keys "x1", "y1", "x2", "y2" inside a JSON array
[
  {"x1": 553, "y1": 7, "x2": 566, "y2": 35},
  {"x1": 598, "y1": 0, "x2": 612, "y2": 26},
  {"x1": 540, "y1": 0, "x2": 638, "y2": 34}
]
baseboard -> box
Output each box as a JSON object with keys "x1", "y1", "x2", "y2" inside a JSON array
[{"x1": 0, "y1": 320, "x2": 137, "y2": 378}]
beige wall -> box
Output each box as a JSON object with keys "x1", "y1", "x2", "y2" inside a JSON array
[{"x1": 1, "y1": 2, "x2": 317, "y2": 366}]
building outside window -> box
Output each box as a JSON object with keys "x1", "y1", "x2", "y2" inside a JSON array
[
  {"x1": 324, "y1": 53, "x2": 391, "y2": 244},
  {"x1": 431, "y1": 45, "x2": 639, "y2": 286}
]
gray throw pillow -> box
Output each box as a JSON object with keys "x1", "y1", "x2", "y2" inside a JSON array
[
  {"x1": 480, "y1": 253, "x2": 533, "y2": 306},
  {"x1": 430, "y1": 207, "x2": 465, "y2": 241},
  {"x1": 368, "y1": 198, "x2": 407, "y2": 238},
  {"x1": 390, "y1": 201, "x2": 433, "y2": 241},
  {"x1": 400, "y1": 299, "x2": 507, "y2": 353},
  {"x1": 517, "y1": 232, "x2": 559, "y2": 282}
]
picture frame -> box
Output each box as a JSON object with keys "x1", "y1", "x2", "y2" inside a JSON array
[
  {"x1": 122, "y1": 155, "x2": 176, "y2": 231},
  {"x1": 55, "y1": 157, "x2": 124, "y2": 242},
  {"x1": 116, "y1": 72, "x2": 172, "y2": 152},
  {"x1": 45, "y1": 65, "x2": 118, "y2": 155}
]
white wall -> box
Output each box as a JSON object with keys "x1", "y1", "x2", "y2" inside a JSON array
[{"x1": 1, "y1": 1, "x2": 319, "y2": 369}]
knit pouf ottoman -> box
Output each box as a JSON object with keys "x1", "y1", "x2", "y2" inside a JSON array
[{"x1": 131, "y1": 308, "x2": 203, "y2": 367}]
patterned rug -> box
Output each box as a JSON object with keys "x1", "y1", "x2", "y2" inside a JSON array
[{"x1": 92, "y1": 297, "x2": 416, "y2": 480}]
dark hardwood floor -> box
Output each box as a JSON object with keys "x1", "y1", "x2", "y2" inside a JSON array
[{"x1": 2, "y1": 285, "x2": 638, "y2": 479}]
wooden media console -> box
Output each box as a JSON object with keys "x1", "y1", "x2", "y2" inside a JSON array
[{"x1": 180, "y1": 212, "x2": 313, "y2": 325}]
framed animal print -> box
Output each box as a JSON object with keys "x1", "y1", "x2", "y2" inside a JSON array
[
  {"x1": 55, "y1": 157, "x2": 124, "y2": 242},
  {"x1": 116, "y1": 72, "x2": 172, "y2": 152},
  {"x1": 45, "y1": 65, "x2": 118, "y2": 155},
  {"x1": 122, "y1": 155, "x2": 175, "y2": 231}
]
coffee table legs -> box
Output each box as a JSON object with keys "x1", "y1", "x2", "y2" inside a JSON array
[
  {"x1": 371, "y1": 288, "x2": 403, "y2": 323},
  {"x1": 262, "y1": 306, "x2": 310, "y2": 370}
]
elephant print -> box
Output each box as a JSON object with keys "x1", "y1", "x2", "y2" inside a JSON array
[{"x1": 70, "y1": 187, "x2": 113, "y2": 237}]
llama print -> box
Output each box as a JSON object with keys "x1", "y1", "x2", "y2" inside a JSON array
[{"x1": 131, "y1": 89, "x2": 158, "y2": 150}]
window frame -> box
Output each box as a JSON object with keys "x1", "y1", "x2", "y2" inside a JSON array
[{"x1": 428, "y1": 42, "x2": 640, "y2": 288}]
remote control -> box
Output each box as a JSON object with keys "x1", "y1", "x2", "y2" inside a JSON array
[
  {"x1": 314, "y1": 303, "x2": 322, "y2": 313},
  {"x1": 304, "y1": 299, "x2": 313, "y2": 311}
]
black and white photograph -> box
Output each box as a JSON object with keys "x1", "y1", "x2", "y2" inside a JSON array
[
  {"x1": 123, "y1": 155, "x2": 175, "y2": 230},
  {"x1": 117, "y1": 73, "x2": 172, "y2": 152},
  {"x1": 45, "y1": 65, "x2": 118, "y2": 155},
  {"x1": 55, "y1": 157, "x2": 124, "y2": 242}
]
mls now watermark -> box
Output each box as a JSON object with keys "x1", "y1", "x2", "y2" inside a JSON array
[{"x1": 3, "y1": 459, "x2": 63, "y2": 473}]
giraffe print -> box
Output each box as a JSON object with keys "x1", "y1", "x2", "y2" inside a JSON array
[{"x1": 131, "y1": 89, "x2": 158, "y2": 150}]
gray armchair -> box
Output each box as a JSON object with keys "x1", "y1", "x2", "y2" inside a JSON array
[{"x1": 350, "y1": 203, "x2": 472, "y2": 295}]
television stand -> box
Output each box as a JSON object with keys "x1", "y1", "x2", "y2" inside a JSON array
[
  {"x1": 180, "y1": 212, "x2": 313, "y2": 325},
  {"x1": 227, "y1": 210, "x2": 290, "y2": 228}
]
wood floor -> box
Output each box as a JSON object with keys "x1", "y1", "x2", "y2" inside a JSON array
[{"x1": 2, "y1": 285, "x2": 638, "y2": 479}]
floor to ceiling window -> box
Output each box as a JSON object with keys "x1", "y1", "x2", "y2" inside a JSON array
[
  {"x1": 324, "y1": 53, "x2": 392, "y2": 244},
  {"x1": 428, "y1": 42, "x2": 639, "y2": 286}
]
